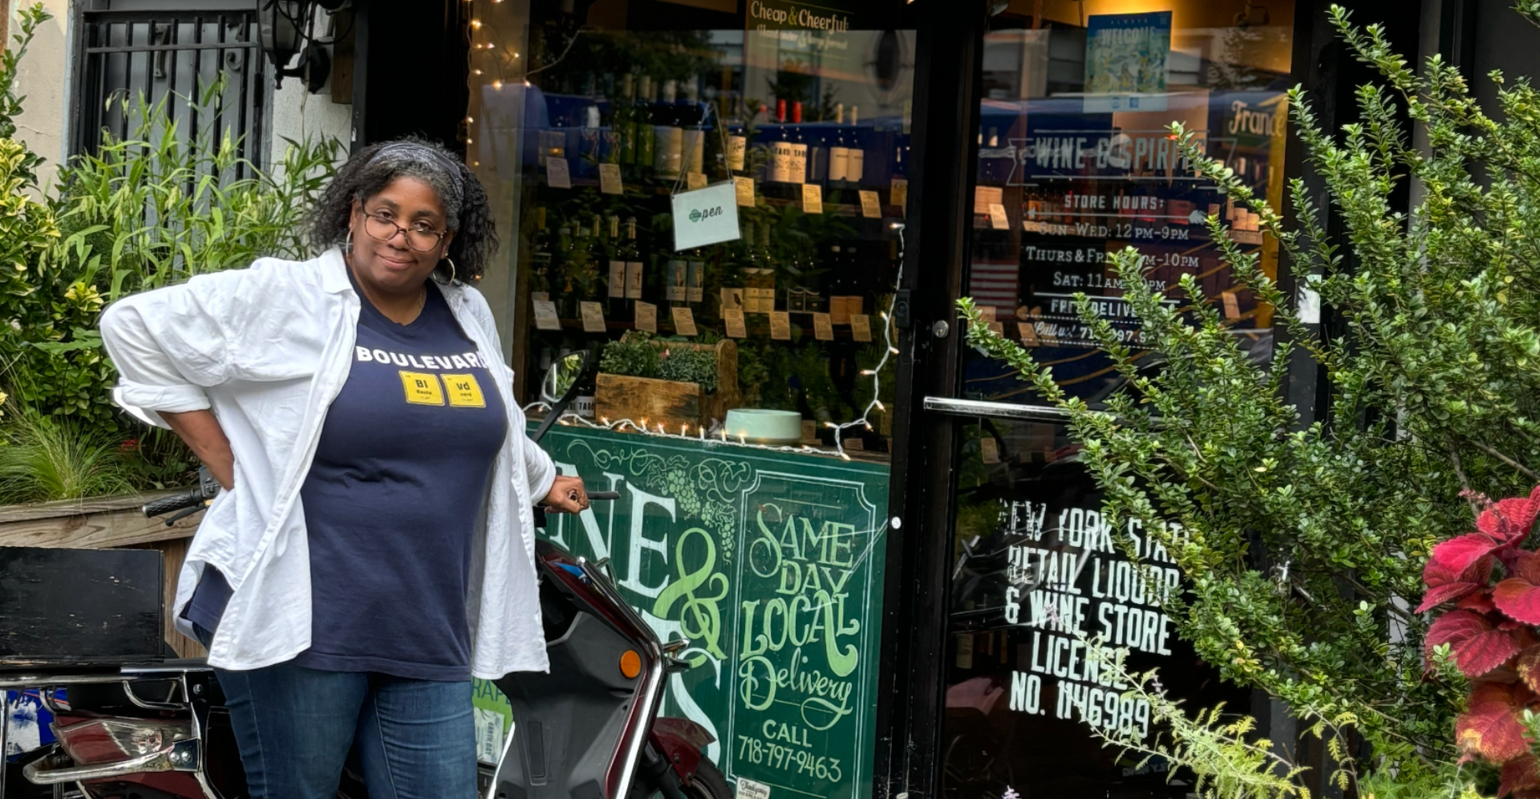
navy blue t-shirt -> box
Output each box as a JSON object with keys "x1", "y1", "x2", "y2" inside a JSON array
[{"x1": 187, "y1": 277, "x2": 508, "y2": 680}]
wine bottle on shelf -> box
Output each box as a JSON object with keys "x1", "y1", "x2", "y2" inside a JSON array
[
  {"x1": 655, "y1": 79, "x2": 684, "y2": 179},
  {"x1": 828, "y1": 103, "x2": 849, "y2": 188},
  {"x1": 531, "y1": 206, "x2": 554, "y2": 297},
  {"x1": 621, "y1": 217, "x2": 643, "y2": 311},
  {"x1": 760, "y1": 219, "x2": 778, "y2": 312},
  {"x1": 556, "y1": 223, "x2": 576, "y2": 319},
  {"x1": 846, "y1": 105, "x2": 865, "y2": 185},
  {"x1": 607, "y1": 215, "x2": 626, "y2": 318},
  {"x1": 618, "y1": 73, "x2": 637, "y2": 166},
  {"x1": 680, "y1": 76, "x2": 706, "y2": 177},
  {"x1": 726, "y1": 97, "x2": 747, "y2": 176},
  {"x1": 789, "y1": 101, "x2": 808, "y2": 185},
  {"x1": 635, "y1": 75, "x2": 655, "y2": 178},
  {"x1": 809, "y1": 107, "x2": 829, "y2": 186},
  {"x1": 771, "y1": 99, "x2": 793, "y2": 184}
]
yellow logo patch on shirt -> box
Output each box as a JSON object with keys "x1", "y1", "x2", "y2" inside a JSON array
[
  {"x1": 400, "y1": 371, "x2": 445, "y2": 405},
  {"x1": 443, "y1": 373, "x2": 486, "y2": 408}
]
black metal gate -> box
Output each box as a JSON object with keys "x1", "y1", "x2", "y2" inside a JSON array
[{"x1": 70, "y1": 3, "x2": 270, "y2": 176}]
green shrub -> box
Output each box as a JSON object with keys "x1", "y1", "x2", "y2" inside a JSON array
[
  {"x1": 0, "y1": 2, "x2": 346, "y2": 497},
  {"x1": 0, "y1": 406, "x2": 136, "y2": 504}
]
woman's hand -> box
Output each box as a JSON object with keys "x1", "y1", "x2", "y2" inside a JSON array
[{"x1": 542, "y1": 475, "x2": 590, "y2": 514}]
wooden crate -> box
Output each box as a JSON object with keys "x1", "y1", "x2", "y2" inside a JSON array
[
  {"x1": 0, "y1": 546, "x2": 165, "y2": 665},
  {"x1": 595, "y1": 338, "x2": 739, "y2": 431}
]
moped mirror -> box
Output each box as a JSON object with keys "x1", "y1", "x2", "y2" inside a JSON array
[
  {"x1": 531, "y1": 349, "x2": 596, "y2": 445},
  {"x1": 541, "y1": 351, "x2": 590, "y2": 405}
]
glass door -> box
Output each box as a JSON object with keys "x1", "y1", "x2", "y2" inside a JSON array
[{"x1": 927, "y1": 1, "x2": 1296, "y2": 796}]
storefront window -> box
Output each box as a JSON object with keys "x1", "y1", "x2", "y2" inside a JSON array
[
  {"x1": 943, "y1": 1, "x2": 1294, "y2": 795},
  {"x1": 467, "y1": 0, "x2": 915, "y2": 456},
  {"x1": 964, "y1": 0, "x2": 1293, "y2": 405},
  {"x1": 462, "y1": 2, "x2": 910, "y2": 797}
]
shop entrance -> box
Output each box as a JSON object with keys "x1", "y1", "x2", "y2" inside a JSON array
[{"x1": 885, "y1": 1, "x2": 1300, "y2": 797}]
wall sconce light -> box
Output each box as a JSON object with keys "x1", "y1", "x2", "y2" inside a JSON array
[{"x1": 258, "y1": 0, "x2": 334, "y2": 92}]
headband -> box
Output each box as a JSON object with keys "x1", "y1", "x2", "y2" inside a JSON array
[{"x1": 368, "y1": 142, "x2": 466, "y2": 210}]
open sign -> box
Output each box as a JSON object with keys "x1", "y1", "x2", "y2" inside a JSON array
[{"x1": 672, "y1": 182, "x2": 741, "y2": 250}]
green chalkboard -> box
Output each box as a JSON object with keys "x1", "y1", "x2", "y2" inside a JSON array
[{"x1": 478, "y1": 425, "x2": 890, "y2": 799}]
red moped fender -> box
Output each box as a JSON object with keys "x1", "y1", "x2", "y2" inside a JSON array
[{"x1": 649, "y1": 717, "x2": 715, "y2": 782}]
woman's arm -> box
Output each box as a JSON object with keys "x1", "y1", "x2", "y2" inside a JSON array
[{"x1": 159, "y1": 410, "x2": 235, "y2": 491}]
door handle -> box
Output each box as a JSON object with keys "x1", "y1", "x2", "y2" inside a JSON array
[{"x1": 921, "y1": 396, "x2": 1075, "y2": 422}]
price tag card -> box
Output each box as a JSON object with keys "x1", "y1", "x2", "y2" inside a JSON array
[
  {"x1": 988, "y1": 203, "x2": 1010, "y2": 230},
  {"x1": 769, "y1": 311, "x2": 792, "y2": 340},
  {"x1": 687, "y1": 172, "x2": 708, "y2": 190},
  {"x1": 672, "y1": 182, "x2": 740, "y2": 250},
  {"x1": 734, "y1": 177, "x2": 756, "y2": 207},
  {"x1": 1221, "y1": 290, "x2": 1241, "y2": 319},
  {"x1": 813, "y1": 312, "x2": 834, "y2": 341},
  {"x1": 720, "y1": 287, "x2": 744, "y2": 311},
  {"x1": 671, "y1": 306, "x2": 698, "y2": 337},
  {"x1": 579, "y1": 301, "x2": 606, "y2": 333},
  {"x1": 533, "y1": 299, "x2": 561, "y2": 331},
  {"x1": 829, "y1": 296, "x2": 852, "y2": 326},
  {"x1": 724, "y1": 308, "x2": 747, "y2": 338},
  {"x1": 850, "y1": 313, "x2": 873, "y2": 342},
  {"x1": 891, "y1": 178, "x2": 908, "y2": 214},
  {"x1": 546, "y1": 157, "x2": 572, "y2": 189},
  {"x1": 635, "y1": 301, "x2": 658, "y2": 333},
  {"x1": 801, "y1": 183, "x2": 823, "y2": 215},
  {"x1": 845, "y1": 437, "x2": 864, "y2": 451},
  {"x1": 1018, "y1": 320, "x2": 1041, "y2": 347},
  {"x1": 974, "y1": 185, "x2": 1004, "y2": 214},
  {"x1": 859, "y1": 190, "x2": 881, "y2": 219},
  {"x1": 989, "y1": 321, "x2": 1005, "y2": 335},
  {"x1": 626, "y1": 262, "x2": 643, "y2": 299},
  {"x1": 978, "y1": 305, "x2": 997, "y2": 324},
  {"x1": 608, "y1": 261, "x2": 626, "y2": 298},
  {"x1": 598, "y1": 163, "x2": 623, "y2": 195},
  {"x1": 532, "y1": 291, "x2": 550, "y2": 302}
]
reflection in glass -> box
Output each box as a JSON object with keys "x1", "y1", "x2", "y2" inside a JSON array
[{"x1": 963, "y1": 0, "x2": 1296, "y2": 407}]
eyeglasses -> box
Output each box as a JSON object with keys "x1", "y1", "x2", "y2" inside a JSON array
[{"x1": 360, "y1": 210, "x2": 446, "y2": 252}]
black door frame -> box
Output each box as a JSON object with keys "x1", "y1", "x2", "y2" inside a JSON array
[{"x1": 872, "y1": 0, "x2": 989, "y2": 796}]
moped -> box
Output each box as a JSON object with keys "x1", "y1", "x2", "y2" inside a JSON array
[{"x1": 1, "y1": 350, "x2": 728, "y2": 799}]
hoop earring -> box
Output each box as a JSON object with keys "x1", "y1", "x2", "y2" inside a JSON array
[
  {"x1": 344, "y1": 229, "x2": 354, "y2": 254},
  {"x1": 434, "y1": 257, "x2": 457, "y2": 285}
]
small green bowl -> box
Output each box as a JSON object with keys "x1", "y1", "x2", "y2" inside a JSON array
[{"x1": 725, "y1": 409, "x2": 803, "y2": 445}]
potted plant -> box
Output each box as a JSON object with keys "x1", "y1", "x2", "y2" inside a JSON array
[{"x1": 594, "y1": 332, "x2": 739, "y2": 432}]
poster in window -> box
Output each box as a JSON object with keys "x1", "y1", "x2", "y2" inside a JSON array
[{"x1": 1083, "y1": 12, "x2": 1172, "y2": 113}]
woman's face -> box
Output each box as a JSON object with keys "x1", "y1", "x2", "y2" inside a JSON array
[{"x1": 347, "y1": 176, "x2": 456, "y2": 298}]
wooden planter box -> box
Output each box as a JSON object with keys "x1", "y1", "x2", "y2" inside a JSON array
[
  {"x1": 595, "y1": 339, "x2": 740, "y2": 432},
  {"x1": 0, "y1": 491, "x2": 206, "y2": 658}
]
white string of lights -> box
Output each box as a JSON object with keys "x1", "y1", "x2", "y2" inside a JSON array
[
  {"x1": 523, "y1": 223, "x2": 907, "y2": 462},
  {"x1": 828, "y1": 222, "x2": 905, "y2": 460}
]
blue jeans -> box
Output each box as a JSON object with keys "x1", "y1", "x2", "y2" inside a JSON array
[{"x1": 209, "y1": 655, "x2": 476, "y2": 799}]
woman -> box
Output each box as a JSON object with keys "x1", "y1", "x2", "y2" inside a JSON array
[{"x1": 99, "y1": 138, "x2": 588, "y2": 798}]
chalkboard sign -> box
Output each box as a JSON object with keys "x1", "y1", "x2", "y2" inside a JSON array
[{"x1": 475, "y1": 426, "x2": 890, "y2": 799}]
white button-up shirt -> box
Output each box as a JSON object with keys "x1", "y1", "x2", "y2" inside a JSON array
[{"x1": 99, "y1": 248, "x2": 555, "y2": 678}]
